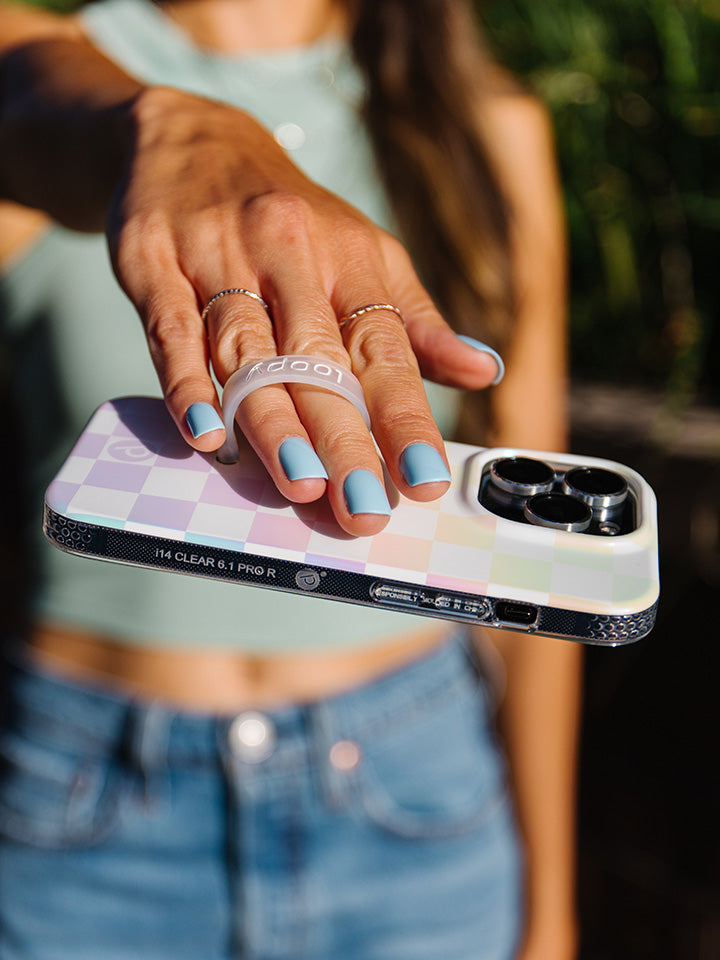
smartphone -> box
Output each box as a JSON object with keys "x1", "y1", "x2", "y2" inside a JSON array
[{"x1": 44, "y1": 397, "x2": 659, "y2": 644}]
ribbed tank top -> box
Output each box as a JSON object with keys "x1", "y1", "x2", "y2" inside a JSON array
[{"x1": 0, "y1": 0, "x2": 460, "y2": 649}]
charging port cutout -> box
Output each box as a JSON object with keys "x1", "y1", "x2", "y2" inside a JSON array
[{"x1": 494, "y1": 600, "x2": 538, "y2": 628}]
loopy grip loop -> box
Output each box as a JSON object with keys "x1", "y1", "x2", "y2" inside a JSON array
[{"x1": 218, "y1": 355, "x2": 371, "y2": 463}]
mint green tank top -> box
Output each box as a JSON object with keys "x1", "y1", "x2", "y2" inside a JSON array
[{"x1": 1, "y1": 0, "x2": 461, "y2": 650}]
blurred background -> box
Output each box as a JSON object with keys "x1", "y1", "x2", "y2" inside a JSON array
[
  {"x1": 480, "y1": 2, "x2": 720, "y2": 957},
  {"x1": 1, "y1": 0, "x2": 718, "y2": 957}
]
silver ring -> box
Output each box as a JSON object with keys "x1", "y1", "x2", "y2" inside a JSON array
[
  {"x1": 201, "y1": 288, "x2": 269, "y2": 323},
  {"x1": 338, "y1": 303, "x2": 405, "y2": 329}
]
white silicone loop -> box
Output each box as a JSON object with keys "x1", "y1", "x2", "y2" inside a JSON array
[{"x1": 218, "y1": 355, "x2": 371, "y2": 463}]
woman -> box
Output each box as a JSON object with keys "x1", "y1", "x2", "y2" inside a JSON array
[{"x1": 0, "y1": 1, "x2": 580, "y2": 957}]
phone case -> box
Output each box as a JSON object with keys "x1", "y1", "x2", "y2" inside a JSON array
[{"x1": 44, "y1": 397, "x2": 660, "y2": 644}]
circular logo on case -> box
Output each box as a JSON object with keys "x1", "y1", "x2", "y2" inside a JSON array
[
  {"x1": 296, "y1": 569, "x2": 322, "y2": 590},
  {"x1": 107, "y1": 439, "x2": 154, "y2": 462}
]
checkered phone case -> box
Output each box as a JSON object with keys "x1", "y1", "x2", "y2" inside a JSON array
[{"x1": 44, "y1": 397, "x2": 659, "y2": 643}]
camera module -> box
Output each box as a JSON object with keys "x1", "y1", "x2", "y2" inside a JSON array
[{"x1": 481, "y1": 457, "x2": 635, "y2": 535}]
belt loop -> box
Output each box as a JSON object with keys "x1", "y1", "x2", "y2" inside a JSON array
[
  {"x1": 124, "y1": 700, "x2": 172, "y2": 802},
  {"x1": 306, "y1": 700, "x2": 354, "y2": 813},
  {"x1": 464, "y1": 627, "x2": 506, "y2": 713}
]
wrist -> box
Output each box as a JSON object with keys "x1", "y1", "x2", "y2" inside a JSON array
[
  {"x1": 128, "y1": 85, "x2": 263, "y2": 152},
  {"x1": 0, "y1": 34, "x2": 144, "y2": 228},
  {"x1": 520, "y1": 871, "x2": 578, "y2": 959},
  {"x1": 125, "y1": 84, "x2": 305, "y2": 202},
  {"x1": 518, "y1": 913, "x2": 578, "y2": 960}
]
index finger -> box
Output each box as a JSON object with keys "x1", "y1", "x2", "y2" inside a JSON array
[{"x1": 131, "y1": 274, "x2": 228, "y2": 451}]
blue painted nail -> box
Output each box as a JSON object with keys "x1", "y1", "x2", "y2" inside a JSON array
[
  {"x1": 185, "y1": 402, "x2": 224, "y2": 438},
  {"x1": 457, "y1": 335, "x2": 505, "y2": 385},
  {"x1": 343, "y1": 470, "x2": 391, "y2": 516},
  {"x1": 279, "y1": 437, "x2": 328, "y2": 481},
  {"x1": 400, "y1": 443, "x2": 451, "y2": 487}
]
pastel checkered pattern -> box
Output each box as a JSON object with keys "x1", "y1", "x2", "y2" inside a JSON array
[{"x1": 46, "y1": 398, "x2": 659, "y2": 616}]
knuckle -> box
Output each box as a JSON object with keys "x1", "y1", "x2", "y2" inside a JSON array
[
  {"x1": 379, "y1": 229, "x2": 407, "y2": 258},
  {"x1": 242, "y1": 389, "x2": 295, "y2": 431},
  {"x1": 347, "y1": 323, "x2": 417, "y2": 371},
  {"x1": 144, "y1": 297, "x2": 195, "y2": 348},
  {"x1": 320, "y1": 425, "x2": 373, "y2": 464},
  {"x1": 212, "y1": 312, "x2": 274, "y2": 369},
  {"x1": 338, "y1": 216, "x2": 376, "y2": 249},
  {"x1": 143, "y1": 304, "x2": 201, "y2": 384},
  {"x1": 187, "y1": 206, "x2": 238, "y2": 256},
  {"x1": 111, "y1": 222, "x2": 184, "y2": 306},
  {"x1": 377, "y1": 231, "x2": 412, "y2": 270},
  {"x1": 163, "y1": 373, "x2": 207, "y2": 409},
  {"x1": 336, "y1": 226, "x2": 385, "y2": 276},
  {"x1": 284, "y1": 327, "x2": 350, "y2": 367},
  {"x1": 244, "y1": 190, "x2": 314, "y2": 242},
  {"x1": 113, "y1": 209, "x2": 172, "y2": 261},
  {"x1": 380, "y1": 404, "x2": 436, "y2": 436}
]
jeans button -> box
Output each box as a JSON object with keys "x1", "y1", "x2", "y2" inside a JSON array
[{"x1": 228, "y1": 711, "x2": 276, "y2": 763}]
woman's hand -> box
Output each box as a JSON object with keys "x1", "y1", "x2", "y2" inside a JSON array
[
  {"x1": 108, "y1": 86, "x2": 502, "y2": 535},
  {"x1": 0, "y1": 3, "x2": 502, "y2": 535}
]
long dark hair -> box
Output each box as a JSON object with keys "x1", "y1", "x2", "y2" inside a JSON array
[{"x1": 350, "y1": 0, "x2": 515, "y2": 437}]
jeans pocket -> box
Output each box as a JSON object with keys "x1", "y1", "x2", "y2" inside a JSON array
[
  {"x1": 0, "y1": 727, "x2": 121, "y2": 849},
  {"x1": 352, "y1": 680, "x2": 509, "y2": 840}
]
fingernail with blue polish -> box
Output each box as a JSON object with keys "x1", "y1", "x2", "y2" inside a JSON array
[
  {"x1": 400, "y1": 443, "x2": 451, "y2": 487},
  {"x1": 457, "y1": 335, "x2": 505, "y2": 385},
  {"x1": 186, "y1": 402, "x2": 224, "y2": 438},
  {"x1": 343, "y1": 470, "x2": 391, "y2": 516},
  {"x1": 279, "y1": 437, "x2": 328, "y2": 481}
]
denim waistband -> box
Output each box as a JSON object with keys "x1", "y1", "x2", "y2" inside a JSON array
[{"x1": 3, "y1": 633, "x2": 484, "y2": 773}]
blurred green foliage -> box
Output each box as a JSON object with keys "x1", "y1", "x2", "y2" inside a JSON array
[
  {"x1": 16, "y1": 0, "x2": 81, "y2": 10},
  {"x1": 481, "y1": 0, "x2": 720, "y2": 400}
]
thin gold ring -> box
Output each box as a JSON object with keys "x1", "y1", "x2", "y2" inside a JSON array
[
  {"x1": 201, "y1": 288, "x2": 269, "y2": 323},
  {"x1": 337, "y1": 302, "x2": 405, "y2": 329}
]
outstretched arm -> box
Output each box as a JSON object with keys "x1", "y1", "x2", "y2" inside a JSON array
[
  {"x1": 474, "y1": 92, "x2": 582, "y2": 960},
  {"x1": 0, "y1": 3, "x2": 139, "y2": 229},
  {"x1": 0, "y1": 1, "x2": 503, "y2": 537}
]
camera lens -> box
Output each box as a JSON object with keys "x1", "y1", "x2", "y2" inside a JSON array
[
  {"x1": 562, "y1": 467, "x2": 627, "y2": 509},
  {"x1": 524, "y1": 493, "x2": 592, "y2": 532},
  {"x1": 489, "y1": 457, "x2": 556, "y2": 497}
]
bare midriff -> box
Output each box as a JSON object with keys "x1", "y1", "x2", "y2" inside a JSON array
[{"x1": 27, "y1": 619, "x2": 451, "y2": 712}]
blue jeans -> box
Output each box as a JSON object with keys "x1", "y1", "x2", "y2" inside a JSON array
[{"x1": 0, "y1": 636, "x2": 523, "y2": 959}]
